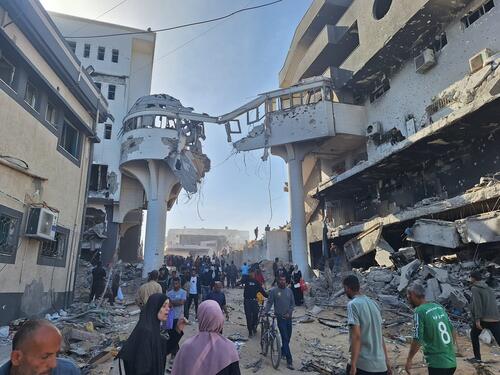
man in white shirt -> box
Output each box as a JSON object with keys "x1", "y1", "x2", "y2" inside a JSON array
[{"x1": 184, "y1": 268, "x2": 201, "y2": 320}]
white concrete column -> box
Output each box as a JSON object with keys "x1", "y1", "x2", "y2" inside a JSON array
[
  {"x1": 143, "y1": 192, "x2": 168, "y2": 277},
  {"x1": 285, "y1": 144, "x2": 309, "y2": 278},
  {"x1": 141, "y1": 160, "x2": 177, "y2": 278}
]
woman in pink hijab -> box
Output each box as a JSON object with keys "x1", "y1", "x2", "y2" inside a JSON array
[{"x1": 171, "y1": 300, "x2": 240, "y2": 375}]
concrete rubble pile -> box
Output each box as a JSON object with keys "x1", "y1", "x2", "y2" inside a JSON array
[{"x1": 309, "y1": 253, "x2": 500, "y2": 334}]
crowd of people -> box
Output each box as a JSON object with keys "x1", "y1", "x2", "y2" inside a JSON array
[{"x1": 2, "y1": 252, "x2": 499, "y2": 375}]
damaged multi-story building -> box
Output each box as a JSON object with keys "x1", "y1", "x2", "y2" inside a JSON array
[
  {"x1": 50, "y1": 13, "x2": 157, "y2": 266},
  {"x1": 230, "y1": 0, "x2": 500, "y2": 270},
  {"x1": 0, "y1": 0, "x2": 109, "y2": 323}
]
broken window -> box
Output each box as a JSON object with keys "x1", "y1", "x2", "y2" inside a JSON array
[
  {"x1": 304, "y1": 88, "x2": 323, "y2": 105},
  {"x1": 98, "y1": 46, "x2": 105, "y2": 60},
  {"x1": 433, "y1": 33, "x2": 448, "y2": 52},
  {"x1": 0, "y1": 56, "x2": 15, "y2": 87},
  {"x1": 45, "y1": 102, "x2": 57, "y2": 127},
  {"x1": 89, "y1": 164, "x2": 108, "y2": 191},
  {"x1": 24, "y1": 80, "x2": 39, "y2": 110},
  {"x1": 291, "y1": 92, "x2": 303, "y2": 107},
  {"x1": 462, "y1": 0, "x2": 495, "y2": 28},
  {"x1": 0, "y1": 205, "x2": 22, "y2": 262},
  {"x1": 104, "y1": 123, "x2": 112, "y2": 139},
  {"x1": 38, "y1": 227, "x2": 69, "y2": 267},
  {"x1": 112, "y1": 49, "x2": 119, "y2": 63},
  {"x1": 108, "y1": 85, "x2": 116, "y2": 100},
  {"x1": 84, "y1": 43, "x2": 91, "y2": 58},
  {"x1": 370, "y1": 78, "x2": 391, "y2": 103},
  {"x1": 373, "y1": 0, "x2": 393, "y2": 20},
  {"x1": 280, "y1": 95, "x2": 291, "y2": 110},
  {"x1": 67, "y1": 40, "x2": 77, "y2": 54},
  {"x1": 60, "y1": 119, "x2": 80, "y2": 159},
  {"x1": 266, "y1": 98, "x2": 278, "y2": 113}
]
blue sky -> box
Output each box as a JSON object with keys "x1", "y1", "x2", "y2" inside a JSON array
[{"x1": 41, "y1": 0, "x2": 313, "y2": 233}]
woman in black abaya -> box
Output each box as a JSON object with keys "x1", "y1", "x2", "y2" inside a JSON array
[{"x1": 118, "y1": 293, "x2": 185, "y2": 375}]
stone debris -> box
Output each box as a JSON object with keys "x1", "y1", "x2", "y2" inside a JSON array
[{"x1": 398, "y1": 259, "x2": 421, "y2": 292}]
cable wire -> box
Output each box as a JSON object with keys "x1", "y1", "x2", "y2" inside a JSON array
[{"x1": 65, "y1": 0, "x2": 283, "y2": 38}]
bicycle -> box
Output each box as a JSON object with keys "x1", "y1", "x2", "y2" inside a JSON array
[{"x1": 259, "y1": 312, "x2": 281, "y2": 369}]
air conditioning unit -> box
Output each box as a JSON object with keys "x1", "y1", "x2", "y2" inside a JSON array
[
  {"x1": 25, "y1": 207, "x2": 58, "y2": 241},
  {"x1": 366, "y1": 122, "x2": 382, "y2": 137},
  {"x1": 415, "y1": 49, "x2": 436, "y2": 74},
  {"x1": 469, "y1": 48, "x2": 494, "y2": 74}
]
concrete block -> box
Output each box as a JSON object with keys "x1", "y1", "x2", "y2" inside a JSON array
[
  {"x1": 425, "y1": 278, "x2": 441, "y2": 302},
  {"x1": 398, "y1": 259, "x2": 421, "y2": 292},
  {"x1": 426, "y1": 265, "x2": 449, "y2": 283}
]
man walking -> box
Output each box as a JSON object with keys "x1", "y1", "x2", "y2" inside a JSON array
[
  {"x1": 200, "y1": 267, "x2": 213, "y2": 300},
  {"x1": 166, "y1": 277, "x2": 187, "y2": 362},
  {"x1": 469, "y1": 270, "x2": 500, "y2": 362},
  {"x1": 185, "y1": 269, "x2": 201, "y2": 320},
  {"x1": 206, "y1": 281, "x2": 230, "y2": 320},
  {"x1": 265, "y1": 275, "x2": 296, "y2": 370},
  {"x1": 135, "y1": 270, "x2": 162, "y2": 309},
  {"x1": 241, "y1": 262, "x2": 250, "y2": 284},
  {"x1": 89, "y1": 261, "x2": 106, "y2": 303},
  {"x1": 405, "y1": 283, "x2": 457, "y2": 375},
  {"x1": 243, "y1": 270, "x2": 268, "y2": 338},
  {"x1": 343, "y1": 275, "x2": 391, "y2": 375},
  {"x1": 229, "y1": 261, "x2": 238, "y2": 288}
]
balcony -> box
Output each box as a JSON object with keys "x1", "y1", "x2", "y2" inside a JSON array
[
  {"x1": 119, "y1": 94, "x2": 210, "y2": 194},
  {"x1": 280, "y1": 0, "x2": 352, "y2": 87},
  {"x1": 232, "y1": 78, "x2": 367, "y2": 152}
]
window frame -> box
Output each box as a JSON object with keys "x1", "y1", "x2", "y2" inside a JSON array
[
  {"x1": 83, "y1": 43, "x2": 91, "y2": 58},
  {"x1": 45, "y1": 101, "x2": 57, "y2": 128},
  {"x1": 104, "y1": 123, "x2": 112, "y2": 139},
  {"x1": 0, "y1": 204, "x2": 23, "y2": 264},
  {"x1": 59, "y1": 118, "x2": 81, "y2": 160},
  {"x1": 111, "y1": 49, "x2": 119, "y2": 63},
  {"x1": 108, "y1": 84, "x2": 116, "y2": 100},
  {"x1": 0, "y1": 56, "x2": 16, "y2": 88},
  {"x1": 24, "y1": 80, "x2": 39, "y2": 111},
  {"x1": 37, "y1": 226, "x2": 70, "y2": 267},
  {"x1": 97, "y1": 46, "x2": 105, "y2": 61},
  {"x1": 67, "y1": 40, "x2": 77, "y2": 54}
]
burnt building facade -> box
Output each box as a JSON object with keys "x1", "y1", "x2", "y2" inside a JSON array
[{"x1": 278, "y1": 0, "x2": 500, "y2": 266}]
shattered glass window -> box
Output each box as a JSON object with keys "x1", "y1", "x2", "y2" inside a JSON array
[
  {"x1": 0, "y1": 213, "x2": 19, "y2": 256},
  {"x1": 462, "y1": 0, "x2": 495, "y2": 28},
  {"x1": 40, "y1": 230, "x2": 67, "y2": 259}
]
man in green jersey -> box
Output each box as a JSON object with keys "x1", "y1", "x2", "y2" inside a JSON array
[{"x1": 405, "y1": 283, "x2": 458, "y2": 375}]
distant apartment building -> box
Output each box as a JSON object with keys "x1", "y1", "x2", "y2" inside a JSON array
[
  {"x1": 0, "y1": 0, "x2": 108, "y2": 323},
  {"x1": 232, "y1": 0, "x2": 500, "y2": 269},
  {"x1": 50, "y1": 12, "x2": 156, "y2": 264},
  {"x1": 166, "y1": 228, "x2": 250, "y2": 257}
]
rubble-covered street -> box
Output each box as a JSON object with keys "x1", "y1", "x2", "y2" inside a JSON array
[{"x1": 2, "y1": 255, "x2": 499, "y2": 375}]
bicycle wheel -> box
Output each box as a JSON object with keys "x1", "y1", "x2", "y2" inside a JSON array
[
  {"x1": 260, "y1": 322, "x2": 268, "y2": 356},
  {"x1": 269, "y1": 332, "x2": 281, "y2": 369}
]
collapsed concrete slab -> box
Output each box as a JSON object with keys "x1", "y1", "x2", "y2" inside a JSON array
[
  {"x1": 407, "y1": 219, "x2": 461, "y2": 249},
  {"x1": 398, "y1": 259, "x2": 421, "y2": 292}
]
